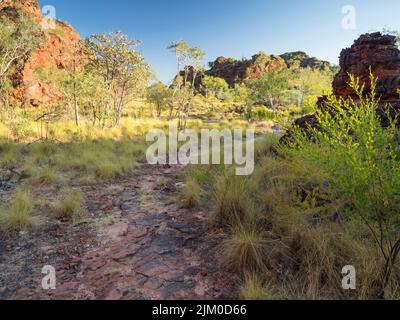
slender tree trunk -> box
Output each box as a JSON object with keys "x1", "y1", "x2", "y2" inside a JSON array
[
  {"x1": 72, "y1": 57, "x2": 80, "y2": 126},
  {"x1": 115, "y1": 84, "x2": 126, "y2": 126},
  {"x1": 184, "y1": 70, "x2": 198, "y2": 129},
  {"x1": 298, "y1": 91, "x2": 303, "y2": 109},
  {"x1": 269, "y1": 95, "x2": 276, "y2": 114},
  {"x1": 73, "y1": 92, "x2": 80, "y2": 126}
]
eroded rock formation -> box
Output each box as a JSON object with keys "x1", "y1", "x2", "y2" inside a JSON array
[
  {"x1": 1, "y1": 0, "x2": 82, "y2": 106},
  {"x1": 333, "y1": 32, "x2": 400, "y2": 101},
  {"x1": 283, "y1": 32, "x2": 400, "y2": 141},
  {"x1": 178, "y1": 51, "x2": 334, "y2": 95},
  {"x1": 280, "y1": 51, "x2": 334, "y2": 71},
  {"x1": 207, "y1": 53, "x2": 287, "y2": 86},
  {"x1": 205, "y1": 51, "x2": 333, "y2": 87}
]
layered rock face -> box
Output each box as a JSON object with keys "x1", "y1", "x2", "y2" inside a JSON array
[
  {"x1": 283, "y1": 32, "x2": 400, "y2": 141},
  {"x1": 333, "y1": 32, "x2": 400, "y2": 102},
  {"x1": 1, "y1": 0, "x2": 82, "y2": 106}
]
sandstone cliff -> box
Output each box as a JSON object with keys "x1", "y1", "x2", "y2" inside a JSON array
[{"x1": 1, "y1": 0, "x2": 82, "y2": 106}]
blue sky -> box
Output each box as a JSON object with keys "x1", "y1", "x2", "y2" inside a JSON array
[{"x1": 39, "y1": 0, "x2": 400, "y2": 83}]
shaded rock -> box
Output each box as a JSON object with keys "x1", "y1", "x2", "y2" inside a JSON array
[{"x1": 333, "y1": 32, "x2": 400, "y2": 101}]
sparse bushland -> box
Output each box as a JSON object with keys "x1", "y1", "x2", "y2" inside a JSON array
[{"x1": 191, "y1": 74, "x2": 400, "y2": 299}]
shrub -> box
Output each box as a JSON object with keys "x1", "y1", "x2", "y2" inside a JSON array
[
  {"x1": 182, "y1": 176, "x2": 200, "y2": 208},
  {"x1": 240, "y1": 273, "x2": 274, "y2": 300},
  {"x1": 53, "y1": 190, "x2": 83, "y2": 220},
  {"x1": 213, "y1": 170, "x2": 250, "y2": 225},
  {"x1": 252, "y1": 106, "x2": 274, "y2": 120},
  {"x1": 285, "y1": 72, "x2": 400, "y2": 297},
  {"x1": 218, "y1": 224, "x2": 266, "y2": 272},
  {"x1": 0, "y1": 190, "x2": 41, "y2": 234}
]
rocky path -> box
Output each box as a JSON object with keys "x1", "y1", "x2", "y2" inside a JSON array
[{"x1": 1, "y1": 163, "x2": 236, "y2": 300}]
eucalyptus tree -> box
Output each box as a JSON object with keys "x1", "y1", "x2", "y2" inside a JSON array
[
  {"x1": 85, "y1": 31, "x2": 151, "y2": 126},
  {"x1": 246, "y1": 68, "x2": 289, "y2": 113},
  {"x1": 147, "y1": 82, "x2": 172, "y2": 118},
  {"x1": 168, "y1": 40, "x2": 204, "y2": 129}
]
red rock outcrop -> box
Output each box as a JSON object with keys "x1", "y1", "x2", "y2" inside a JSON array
[
  {"x1": 1, "y1": 0, "x2": 42, "y2": 21},
  {"x1": 283, "y1": 32, "x2": 400, "y2": 142},
  {"x1": 180, "y1": 51, "x2": 335, "y2": 94},
  {"x1": 333, "y1": 32, "x2": 400, "y2": 102},
  {"x1": 207, "y1": 53, "x2": 287, "y2": 86},
  {"x1": 1, "y1": 0, "x2": 83, "y2": 107}
]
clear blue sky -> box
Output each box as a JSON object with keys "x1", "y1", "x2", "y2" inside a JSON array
[{"x1": 38, "y1": 0, "x2": 400, "y2": 83}]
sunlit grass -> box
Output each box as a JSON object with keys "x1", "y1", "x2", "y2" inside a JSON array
[
  {"x1": 240, "y1": 274, "x2": 274, "y2": 300},
  {"x1": 52, "y1": 189, "x2": 83, "y2": 220},
  {"x1": 0, "y1": 190, "x2": 42, "y2": 233}
]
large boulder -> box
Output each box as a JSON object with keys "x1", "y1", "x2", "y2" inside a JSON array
[
  {"x1": 333, "y1": 32, "x2": 400, "y2": 101},
  {"x1": 282, "y1": 32, "x2": 400, "y2": 142}
]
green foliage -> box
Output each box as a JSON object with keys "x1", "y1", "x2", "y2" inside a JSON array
[
  {"x1": 286, "y1": 73, "x2": 400, "y2": 295},
  {"x1": 203, "y1": 75, "x2": 229, "y2": 99},
  {"x1": 168, "y1": 40, "x2": 205, "y2": 128},
  {"x1": 147, "y1": 82, "x2": 172, "y2": 117},
  {"x1": 246, "y1": 68, "x2": 289, "y2": 112},
  {"x1": 252, "y1": 106, "x2": 275, "y2": 120},
  {"x1": 0, "y1": 13, "x2": 43, "y2": 104},
  {"x1": 85, "y1": 31, "x2": 151, "y2": 126}
]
